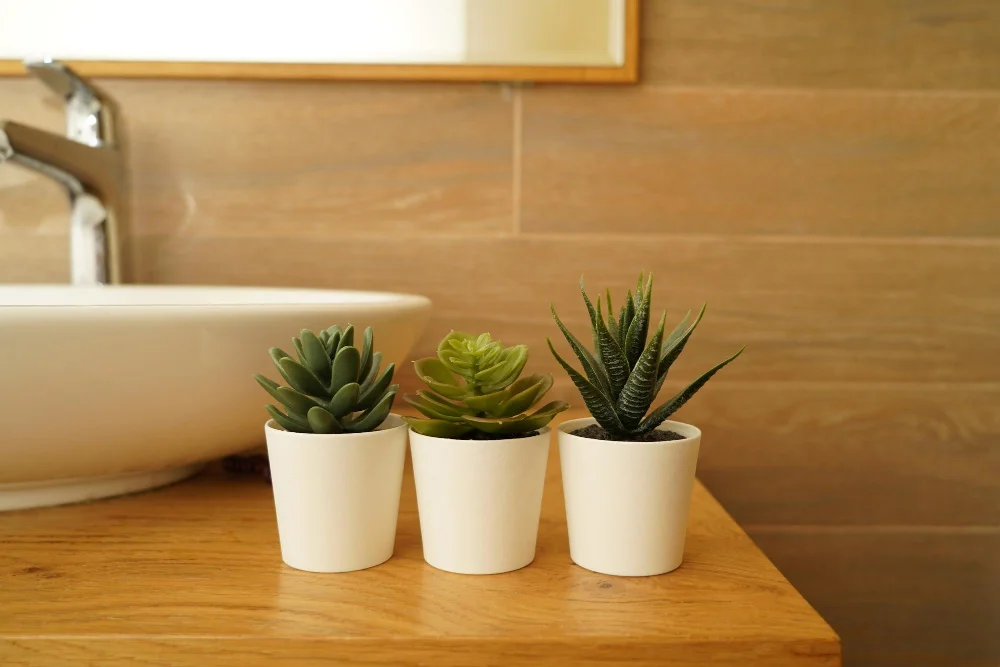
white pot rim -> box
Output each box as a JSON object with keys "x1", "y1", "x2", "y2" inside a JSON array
[
  {"x1": 408, "y1": 424, "x2": 551, "y2": 443},
  {"x1": 264, "y1": 412, "x2": 407, "y2": 440},
  {"x1": 558, "y1": 416, "x2": 701, "y2": 444}
]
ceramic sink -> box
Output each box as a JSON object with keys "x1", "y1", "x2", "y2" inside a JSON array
[{"x1": 0, "y1": 285, "x2": 431, "y2": 511}]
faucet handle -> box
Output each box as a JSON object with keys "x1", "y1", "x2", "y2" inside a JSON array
[{"x1": 23, "y1": 59, "x2": 117, "y2": 148}]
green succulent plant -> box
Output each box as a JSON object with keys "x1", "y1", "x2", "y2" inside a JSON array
[
  {"x1": 254, "y1": 325, "x2": 398, "y2": 434},
  {"x1": 549, "y1": 272, "x2": 744, "y2": 439},
  {"x1": 404, "y1": 331, "x2": 569, "y2": 439}
]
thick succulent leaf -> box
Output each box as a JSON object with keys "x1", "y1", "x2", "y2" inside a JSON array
[
  {"x1": 299, "y1": 329, "x2": 332, "y2": 384},
  {"x1": 329, "y1": 382, "x2": 360, "y2": 418},
  {"x1": 415, "y1": 357, "x2": 459, "y2": 386},
  {"x1": 360, "y1": 352, "x2": 382, "y2": 392},
  {"x1": 461, "y1": 400, "x2": 569, "y2": 434},
  {"x1": 421, "y1": 377, "x2": 469, "y2": 399},
  {"x1": 416, "y1": 389, "x2": 473, "y2": 415},
  {"x1": 478, "y1": 345, "x2": 528, "y2": 393},
  {"x1": 266, "y1": 404, "x2": 311, "y2": 433},
  {"x1": 277, "y1": 357, "x2": 330, "y2": 399},
  {"x1": 337, "y1": 325, "x2": 355, "y2": 352},
  {"x1": 276, "y1": 386, "x2": 323, "y2": 419},
  {"x1": 656, "y1": 304, "x2": 707, "y2": 393},
  {"x1": 403, "y1": 392, "x2": 468, "y2": 420},
  {"x1": 551, "y1": 304, "x2": 611, "y2": 397},
  {"x1": 343, "y1": 388, "x2": 397, "y2": 433},
  {"x1": 318, "y1": 330, "x2": 330, "y2": 345},
  {"x1": 356, "y1": 363, "x2": 395, "y2": 411},
  {"x1": 254, "y1": 374, "x2": 283, "y2": 404},
  {"x1": 292, "y1": 337, "x2": 306, "y2": 364},
  {"x1": 461, "y1": 388, "x2": 507, "y2": 413},
  {"x1": 616, "y1": 311, "x2": 666, "y2": 429},
  {"x1": 358, "y1": 326, "x2": 374, "y2": 383},
  {"x1": 405, "y1": 417, "x2": 474, "y2": 438},
  {"x1": 592, "y1": 298, "x2": 630, "y2": 398},
  {"x1": 636, "y1": 346, "x2": 745, "y2": 434},
  {"x1": 330, "y1": 346, "x2": 361, "y2": 394},
  {"x1": 325, "y1": 330, "x2": 342, "y2": 354},
  {"x1": 307, "y1": 406, "x2": 344, "y2": 434},
  {"x1": 623, "y1": 274, "x2": 653, "y2": 369},
  {"x1": 494, "y1": 373, "x2": 552, "y2": 417},
  {"x1": 548, "y1": 338, "x2": 625, "y2": 433},
  {"x1": 269, "y1": 347, "x2": 292, "y2": 368}
]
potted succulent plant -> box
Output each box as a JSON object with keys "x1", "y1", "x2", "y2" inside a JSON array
[
  {"x1": 254, "y1": 325, "x2": 406, "y2": 573},
  {"x1": 549, "y1": 273, "x2": 744, "y2": 577},
  {"x1": 404, "y1": 332, "x2": 568, "y2": 575}
]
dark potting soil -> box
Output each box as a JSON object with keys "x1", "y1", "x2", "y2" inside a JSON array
[
  {"x1": 459, "y1": 430, "x2": 541, "y2": 441},
  {"x1": 571, "y1": 424, "x2": 685, "y2": 442}
]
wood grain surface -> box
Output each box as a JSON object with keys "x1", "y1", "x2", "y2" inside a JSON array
[
  {"x1": 520, "y1": 87, "x2": 1000, "y2": 237},
  {"x1": 642, "y1": 0, "x2": 1000, "y2": 89},
  {"x1": 0, "y1": 417, "x2": 839, "y2": 667}
]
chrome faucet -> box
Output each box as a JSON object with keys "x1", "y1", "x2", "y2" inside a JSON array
[{"x1": 0, "y1": 59, "x2": 129, "y2": 285}]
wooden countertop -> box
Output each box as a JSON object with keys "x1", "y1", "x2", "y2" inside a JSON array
[{"x1": 0, "y1": 416, "x2": 839, "y2": 666}]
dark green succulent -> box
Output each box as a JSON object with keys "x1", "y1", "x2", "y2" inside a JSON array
[
  {"x1": 404, "y1": 331, "x2": 569, "y2": 439},
  {"x1": 549, "y1": 272, "x2": 744, "y2": 439},
  {"x1": 254, "y1": 325, "x2": 398, "y2": 434}
]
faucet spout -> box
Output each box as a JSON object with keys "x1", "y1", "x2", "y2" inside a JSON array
[{"x1": 0, "y1": 60, "x2": 130, "y2": 285}]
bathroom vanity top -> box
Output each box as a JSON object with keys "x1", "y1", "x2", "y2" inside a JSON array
[{"x1": 0, "y1": 416, "x2": 839, "y2": 666}]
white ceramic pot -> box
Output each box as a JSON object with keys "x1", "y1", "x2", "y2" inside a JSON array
[
  {"x1": 264, "y1": 414, "x2": 408, "y2": 573},
  {"x1": 558, "y1": 417, "x2": 701, "y2": 577},
  {"x1": 409, "y1": 427, "x2": 550, "y2": 575}
]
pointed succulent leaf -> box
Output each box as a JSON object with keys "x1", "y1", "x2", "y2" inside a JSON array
[
  {"x1": 299, "y1": 329, "x2": 332, "y2": 384},
  {"x1": 292, "y1": 336, "x2": 306, "y2": 364},
  {"x1": 593, "y1": 299, "x2": 630, "y2": 397},
  {"x1": 343, "y1": 388, "x2": 397, "y2": 433},
  {"x1": 358, "y1": 327, "x2": 374, "y2": 383},
  {"x1": 330, "y1": 345, "x2": 361, "y2": 394},
  {"x1": 551, "y1": 304, "x2": 611, "y2": 397},
  {"x1": 307, "y1": 406, "x2": 344, "y2": 434},
  {"x1": 461, "y1": 388, "x2": 507, "y2": 414},
  {"x1": 619, "y1": 292, "x2": 636, "y2": 348},
  {"x1": 656, "y1": 304, "x2": 707, "y2": 391},
  {"x1": 318, "y1": 330, "x2": 330, "y2": 345},
  {"x1": 329, "y1": 382, "x2": 361, "y2": 418},
  {"x1": 266, "y1": 404, "x2": 311, "y2": 433},
  {"x1": 637, "y1": 346, "x2": 745, "y2": 434},
  {"x1": 605, "y1": 288, "x2": 618, "y2": 343},
  {"x1": 463, "y1": 400, "x2": 569, "y2": 434},
  {"x1": 405, "y1": 417, "x2": 474, "y2": 438},
  {"x1": 415, "y1": 357, "x2": 459, "y2": 386},
  {"x1": 616, "y1": 311, "x2": 666, "y2": 429},
  {"x1": 623, "y1": 274, "x2": 653, "y2": 368},
  {"x1": 547, "y1": 338, "x2": 625, "y2": 433},
  {"x1": 276, "y1": 386, "x2": 323, "y2": 418},
  {"x1": 356, "y1": 362, "x2": 395, "y2": 411},
  {"x1": 277, "y1": 357, "x2": 330, "y2": 398}
]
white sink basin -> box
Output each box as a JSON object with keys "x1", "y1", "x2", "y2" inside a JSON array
[{"x1": 0, "y1": 285, "x2": 431, "y2": 511}]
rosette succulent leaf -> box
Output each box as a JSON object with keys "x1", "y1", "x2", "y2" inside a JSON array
[
  {"x1": 404, "y1": 332, "x2": 568, "y2": 439},
  {"x1": 254, "y1": 325, "x2": 398, "y2": 434},
  {"x1": 549, "y1": 272, "x2": 744, "y2": 439}
]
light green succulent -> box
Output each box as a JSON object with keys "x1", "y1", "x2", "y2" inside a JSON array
[
  {"x1": 254, "y1": 325, "x2": 398, "y2": 434},
  {"x1": 404, "y1": 331, "x2": 568, "y2": 439},
  {"x1": 549, "y1": 272, "x2": 744, "y2": 439}
]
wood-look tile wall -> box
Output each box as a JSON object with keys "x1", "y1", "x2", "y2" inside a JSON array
[{"x1": 2, "y1": 2, "x2": 998, "y2": 665}]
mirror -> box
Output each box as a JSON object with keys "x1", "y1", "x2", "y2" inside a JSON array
[{"x1": 0, "y1": 0, "x2": 637, "y2": 83}]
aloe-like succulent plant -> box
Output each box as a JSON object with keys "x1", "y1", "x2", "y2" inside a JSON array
[
  {"x1": 254, "y1": 325, "x2": 398, "y2": 434},
  {"x1": 549, "y1": 273, "x2": 744, "y2": 439},
  {"x1": 404, "y1": 332, "x2": 569, "y2": 439}
]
